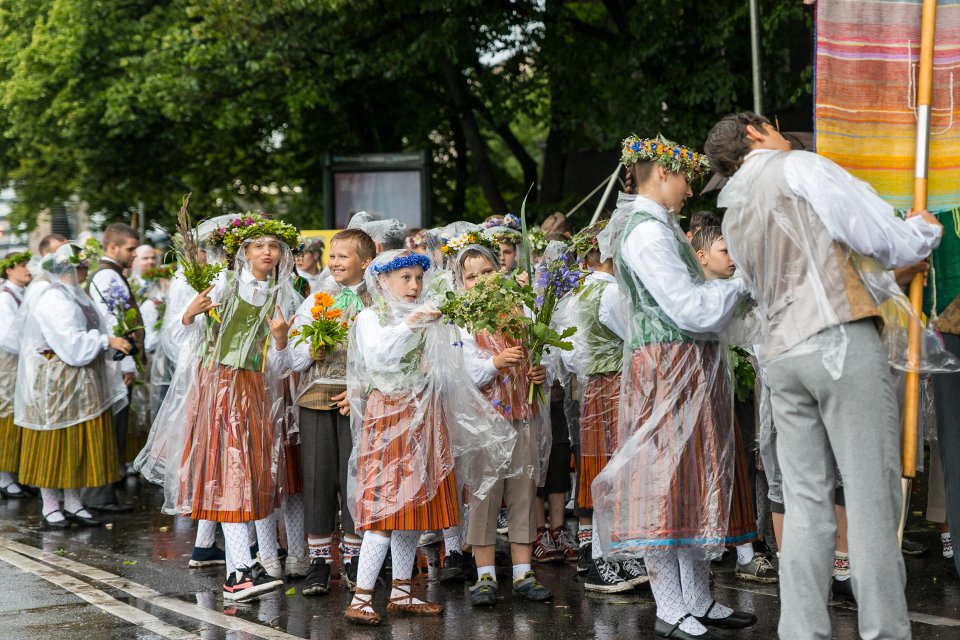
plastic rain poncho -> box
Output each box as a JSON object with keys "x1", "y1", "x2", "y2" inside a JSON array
[
  {"x1": 14, "y1": 244, "x2": 127, "y2": 431},
  {"x1": 135, "y1": 236, "x2": 301, "y2": 522},
  {"x1": 592, "y1": 194, "x2": 747, "y2": 561},
  {"x1": 346, "y1": 250, "x2": 517, "y2": 530}
]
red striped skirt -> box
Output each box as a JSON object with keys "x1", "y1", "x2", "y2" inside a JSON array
[
  {"x1": 354, "y1": 390, "x2": 459, "y2": 532},
  {"x1": 577, "y1": 372, "x2": 621, "y2": 510},
  {"x1": 600, "y1": 342, "x2": 738, "y2": 550},
  {"x1": 726, "y1": 415, "x2": 757, "y2": 543},
  {"x1": 177, "y1": 364, "x2": 285, "y2": 522}
]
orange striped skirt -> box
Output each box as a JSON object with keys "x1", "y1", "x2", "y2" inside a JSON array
[
  {"x1": 285, "y1": 443, "x2": 304, "y2": 495},
  {"x1": 0, "y1": 414, "x2": 23, "y2": 473},
  {"x1": 177, "y1": 364, "x2": 285, "y2": 522},
  {"x1": 603, "y1": 342, "x2": 740, "y2": 550},
  {"x1": 577, "y1": 372, "x2": 621, "y2": 510},
  {"x1": 354, "y1": 390, "x2": 460, "y2": 532},
  {"x1": 18, "y1": 412, "x2": 119, "y2": 489},
  {"x1": 726, "y1": 416, "x2": 757, "y2": 542}
]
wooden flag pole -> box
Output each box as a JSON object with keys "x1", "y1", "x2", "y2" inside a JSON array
[{"x1": 903, "y1": 0, "x2": 938, "y2": 480}]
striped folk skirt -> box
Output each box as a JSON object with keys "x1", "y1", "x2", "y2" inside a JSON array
[
  {"x1": 577, "y1": 372, "x2": 621, "y2": 511},
  {"x1": 727, "y1": 415, "x2": 758, "y2": 543},
  {"x1": 354, "y1": 389, "x2": 460, "y2": 532},
  {"x1": 0, "y1": 414, "x2": 23, "y2": 473},
  {"x1": 599, "y1": 342, "x2": 739, "y2": 553},
  {"x1": 177, "y1": 364, "x2": 285, "y2": 523},
  {"x1": 18, "y1": 411, "x2": 119, "y2": 489}
]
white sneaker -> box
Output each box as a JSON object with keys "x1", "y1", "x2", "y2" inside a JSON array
[
  {"x1": 261, "y1": 557, "x2": 283, "y2": 579},
  {"x1": 285, "y1": 555, "x2": 309, "y2": 579}
]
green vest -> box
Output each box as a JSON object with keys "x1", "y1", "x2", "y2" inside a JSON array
[
  {"x1": 615, "y1": 209, "x2": 703, "y2": 348},
  {"x1": 580, "y1": 280, "x2": 624, "y2": 376},
  {"x1": 214, "y1": 290, "x2": 276, "y2": 371}
]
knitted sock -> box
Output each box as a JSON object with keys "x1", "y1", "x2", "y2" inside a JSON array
[
  {"x1": 736, "y1": 542, "x2": 755, "y2": 566},
  {"x1": 389, "y1": 531, "x2": 426, "y2": 603},
  {"x1": 283, "y1": 494, "x2": 306, "y2": 559},
  {"x1": 443, "y1": 526, "x2": 462, "y2": 557},
  {"x1": 40, "y1": 488, "x2": 64, "y2": 522},
  {"x1": 942, "y1": 533, "x2": 954, "y2": 559},
  {"x1": 834, "y1": 551, "x2": 851, "y2": 581},
  {"x1": 646, "y1": 548, "x2": 708, "y2": 636},
  {"x1": 342, "y1": 533, "x2": 362, "y2": 563},
  {"x1": 350, "y1": 532, "x2": 390, "y2": 613},
  {"x1": 195, "y1": 520, "x2": 217, "y2": 549},
  {"x1": 679, "y1": 548, "x2": 733, "y2": 619},
  {"x1": 577, "y1": 524, "x2": 593, "y2": 549},
  {"x1": 255, "y1": 513, "x2": 279, "y2": 565},
  {"x1": 222, "y1": 522, "x2": 253, "y2": 578},
  {"x1": 308, "y1": 534, "x2": 333, "y2": 560},
  {"x1": 63, "y1": 489, "x2": 92, "y2": 518},
  {"x1": 591, "y1": 524, "x2": 603, "y2": 560}
]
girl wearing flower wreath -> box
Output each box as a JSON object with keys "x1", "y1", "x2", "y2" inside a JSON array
[
  {"x1": 13, "y1": 244, "x2": 130, "y2": 529},
  {"x1": 0, "y1": 251, "x2": 32, "y2": 499},
  {"x1": 482, "y1": 214, "x2": 523, "y2": 272},
  {"x1": 592, "y1": 135, "x2": 756, "y2": 640},
  {"x1": 151, "y1": 214, "x2": 302, "y2": 601},
  {"x1": 444, "y1": 228, "x2": 555, "y2": 607},
  {"x1": 343, "y1": 249, "x2": 515, "y2": 625}
]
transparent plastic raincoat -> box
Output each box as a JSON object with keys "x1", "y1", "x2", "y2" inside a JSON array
[
  {"x1": 135, "y1": 236, "x2": 300, "y2": 522},
  {"x1": 346, "y1": 250, "x2": 517, "y2": 531},
  {"x1": 591, "y1": 194, "x2": 748, "y2": 561}
]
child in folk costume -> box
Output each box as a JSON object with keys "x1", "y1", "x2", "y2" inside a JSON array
[
  {"x1": 706, "y1": 113, "x2": 946, "y2": 640},
  {"x1": 14, "y1": 244, "x2": 131, "y2": 529},
  {"x1": 482, "y1": 214, "x2": 522, "y2": 272},
  {"x1": 152, "y1": 215, "x2": 301, "y2": 601},
  {"x1": 448, "y1": 231, "x2": 554, "y2": 607},
  {"x1": 560, "y1": 222, "x2": 648, "y2": 593},
  {"x1": 290, "y1": 228, "x2": 375, "y2": 596},
  {"x1": 0, "y1": 251, "x2": 32, "y2": 499},
  {"x1": 592, "y1": 135, "x2": 756, "y2": 640},
  {"x1": 343, "y1": 249, "x2": 514, "y2": 625}
]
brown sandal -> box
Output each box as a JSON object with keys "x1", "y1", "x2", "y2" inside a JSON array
[
  {"x1": 344, "y1": 587, "x2": 382, "y2": 626},
  {"x1": 386, "y1": 579, "x2": 443, "y2": 616}
]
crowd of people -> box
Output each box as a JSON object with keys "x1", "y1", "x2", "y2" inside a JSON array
[{"x1": 0, "y1": 112, "x2": 954, "y2": 640}]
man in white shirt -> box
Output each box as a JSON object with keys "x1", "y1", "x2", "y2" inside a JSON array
[
  {"x1": 706, "y1": 112, "x2": 942, "y2": 640},
  {"x1": 0, "y1": 251, "x2": 32, "y2": 498},
  {"x1": 84, "y1": 223, "x2": 141, "y2": 513}
]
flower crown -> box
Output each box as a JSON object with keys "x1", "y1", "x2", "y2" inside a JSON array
[
  {"x1": 488, "y1": 229, "x2": 521, "y2": 246},
  {"x1": 372, "y1": 252, "x2": 432, "y2": 274},
  {"x1": 405, "y1": 230, "x2": 428, "y2": 251},
  {"x1": 482, "y1": 213, "x2": 521, "y2": 232},
  {"x1": 0, "y1": 251, "x2": 32, "y2": 274},
  {"x1": 569, "y1": 219, "x2": 610, "y2": 259},
  {"x1": 527, "y1": 228, "x2": 549, "y2": 255},
  {"x1": 441, "y1": 231, "x2": 501, "y2": 257},
  {"x1": 207, "y1": 213, "x2": 301, "y2": 259},
  {"x1": 620, "y1": 134, "x2": 710, "y2": 180},
  {"x1": 41, "y1": 243, "x2": 96, "y2": 274}
]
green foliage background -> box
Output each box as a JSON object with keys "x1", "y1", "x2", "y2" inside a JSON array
[{"x1": 0, "y1": 1, "x2": 812, "y2": 231}]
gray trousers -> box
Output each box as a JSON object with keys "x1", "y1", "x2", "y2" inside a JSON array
[
  {"x1": 767, "y1": 320, "x2": 909, "y2": 640},
  {"x1": 933, "y1": 333, "x2": 960, "y2": 575},
  {"x1": 299, "y1": 407, "x2": 354, "y2": 536}
]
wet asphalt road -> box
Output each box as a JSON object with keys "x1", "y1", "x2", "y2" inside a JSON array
[{"x1": 1, "y1": 477, "x2": 959, "y2": 639}]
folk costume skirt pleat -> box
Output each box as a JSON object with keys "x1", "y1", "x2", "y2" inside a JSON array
[
  {"x1": 0, "y1": 415, "x2": 23, "y2": 473},
  {"x1": 19, "y1": 411, "x2": 119, "y2": 489},
  {"x1": 577, "y1": 372, "x2": 620, "y2": 511},
  {"x1": 354, "y1": 390, "x2": 459, "y2": 532}
]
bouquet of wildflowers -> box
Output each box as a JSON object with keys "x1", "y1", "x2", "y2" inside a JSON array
[
  {"x1": 94, "y1": 281, "x2": 145, "y2": 371},
  {"x1": 141, "y1": 264, "x2": 176, "y2": 282},
  {"x1": 290, "y1": 291, "x2": 350, "y2": 360},
  {"x1": 524, "y1": 253, "x2": 582, "y2": 403},
  {"x1": 439, "y1": 273, "x2": 531, "y2": 343},
  {"x1": 172, "y1": 194, "x2": 224, "y2": 294}
]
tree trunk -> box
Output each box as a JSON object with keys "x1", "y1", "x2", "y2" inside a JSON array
[
  {"x1": 451, "y1": 114, "x2": 468, "y2": 218},
  {"x1": 441, "y1": 59, "x2": 507, "y2": 213},
  {"x1": 540, "y1": 0, "x2": 568, "y2": 204}
]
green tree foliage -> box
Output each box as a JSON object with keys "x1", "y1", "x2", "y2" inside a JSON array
[{"x1": 0, "y1": 0, "x2": 811, "y2": 230}]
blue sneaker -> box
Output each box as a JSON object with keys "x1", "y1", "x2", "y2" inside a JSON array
[
  {"x1": 189, "y1": 545, "x2": 226, "y2": 568},
  {"x1": 512, "y1": 571, "x2": 552, "y2": 602}
]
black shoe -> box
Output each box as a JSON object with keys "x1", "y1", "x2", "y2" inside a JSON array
[
  {"x1": 694, "y1": 601, "x2": 757, "y2": 629},
  {"x1": 63, "y1": 509, "x2": 102, "y2": 528},
  {"x1": 831, "y1": 577, "x2": 855, "y2": 603},
  {"x1": 463, "y1": 551, "x2": 478, "y2": 583},
  {"x1": 342, "y1": 559, "x2": 357, "y2": 592},
  {"x1": 584, "y1": 557, "x2": 633, "y2": 593},
  {"x1": 223, "y1": 562, "x2": 283, "y2": 601},
  {"x1": 512, "y1": 571, "x2": 552, "y2": 602},
  {"x1": 1, "y1": 483, "x2": 29, "y2": 499},
  {"x1": 89, "y1": 502, "x2": 133, "y2": 514},
  {"x1": 469, "y1": 575, "x2": 499, "y2": 607},
  {"x1": 655, "y1": 616, "x2": 720, "y2": 639},
  {"x1": 901, "y1": 536, "x2": 929, "y2": 557},
  {"x1": 302, "y1": 558, "x2": 331, "y2": 596},
  {"x1": 618, "y1": 557, "x2": 649, "y2": 587},
  {"x1": 577, "y1": 544, "x2": 592, "y2": 575},
  {"x1": 188, "y1": 545, "x2": 226, "y2": 568},
  {"x1": 439, "y1": 551, "x2": 465, "y2": 584},
  {"x1": 42, "y1": 510, "x2": 71, "y2": 530}
]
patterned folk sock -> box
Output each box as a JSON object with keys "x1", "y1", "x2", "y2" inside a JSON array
[
  {"x1": 62, "y1": 489, "x2": 93, "y2": 518},
  {"x1": 308, "y1": 534, "x2": 333, "y2": 560},
  {"x1": 195, "y1": 520, "x2": 217, "y2": 549},
  {"x1": 222, "y1": 522, "x2": 253, "y2": 578},
  {"x1": 578, "y1": 524, "x2": 593, "y2": 549},
  {"x1": 40, "y1": 488, "x2": 64, "y2": 522},
  {"x1": 942, "y1": 532, "x2": 954, "y2": 559},
  {"x1": 389, "y1": 531, "x2": 425, "y2": 603},
  {"x1": 342, "y1": 533, "x2": 362, "y2": 563},
  {"x1": 591, "y1": 524, "x2": 603, "y2": 560},
  {"x1": 834, "y1": 551, "x2": 851, "y2": 581},
  {"x1": 679, "y1": 548, "x2": 733, "y2": 619},
  {"x1": 646, "y1": 548, "x2": 708, "y2": 636},
  {"x1": 350, "y1": 532, "x2": 391, "y2": 613},
  {"x1": 255, "y1": 513, "x2": 280, "y2": 565},
  {"x1": 283, "y1": 494, "x2": 306, "y2": 559},
  {"x1": 443, "y1": 526, "x2": 463, "y2": 557}
]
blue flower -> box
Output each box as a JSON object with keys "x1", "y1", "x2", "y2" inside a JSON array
[
  {"x1": 503, "y1": 405, "x2": 512, "y2": 413},
  {"x1": 492, "y1": 399, "x2": 502, "y2": 407},
  {"x1": 535, "y1": 295, "x2": 545, "y2": 306},
  {"x1": 631, "y1": 142, "x2": 641, "y2": 152}
]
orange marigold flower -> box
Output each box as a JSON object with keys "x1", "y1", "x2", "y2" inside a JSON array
[
  {"x1": 290, "y1": 329, "x2": 300, "y2": 337},
  {"x1": 341, "y1": 322, "x2": 348, "y2": 329},
  {"x1": 325, "y1": 308, "x2": 342, "y2": 320},
  {"x1": 314, "y1": 292, "x2": 335, "y2": 307},
  {"x1": 312, "y1": 310, "x2": 322, "y2": 321}
]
